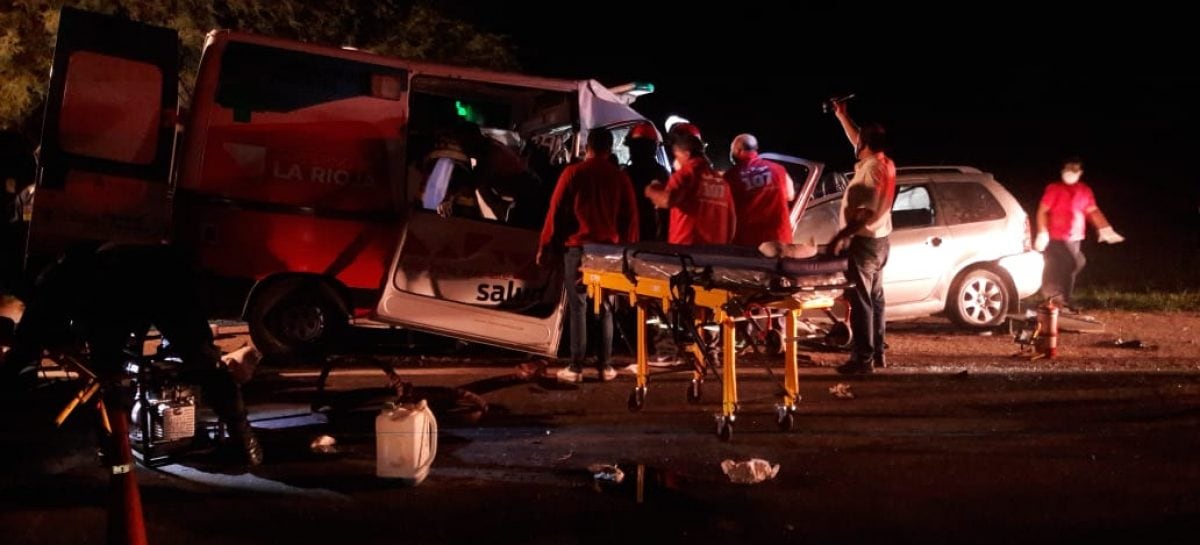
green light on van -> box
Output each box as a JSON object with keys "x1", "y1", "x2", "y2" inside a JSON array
[{"x1": 455, "y1": 100, "x2": 483, "y2": 124}]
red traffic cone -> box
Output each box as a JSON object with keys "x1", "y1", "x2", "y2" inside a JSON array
[{"x1": 102, "y1": 400, "x2": 149, "y2": 545}]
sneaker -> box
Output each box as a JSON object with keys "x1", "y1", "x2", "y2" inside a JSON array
[
  {"x1": 556, "y1": 365, "x2": 584, "y2": 383},
  {"x1": 836, "y1": 360, "x2": 873, "y2": 375},
  {"x1": 598, "y1": 365, "x2": 618, "y2": 382}
]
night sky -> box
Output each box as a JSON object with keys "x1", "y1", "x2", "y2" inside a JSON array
[{"x1": 441, "y1": 3, "x2": 1198, "y2": 286}]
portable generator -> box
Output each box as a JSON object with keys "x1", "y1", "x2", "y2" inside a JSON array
[{"x1": 128, "y1": 355, "x2": 198, "y2": 466}]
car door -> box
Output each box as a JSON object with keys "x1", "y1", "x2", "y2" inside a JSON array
[
  {"x1": 881, "y1": 183, "x2": 957, "y2": 304},
  {"x1": 757, "y1": 153, "x2": 823, "y2": 232},
  {"x1": 376, "y1": 210, "x2": 564, "y2": 355},
  {"x1": 28, "y1": 8, "x2": 179, "y2": 269}
]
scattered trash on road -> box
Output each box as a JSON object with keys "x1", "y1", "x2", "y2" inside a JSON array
[
  {"x1": 829, "y1": 383, "x2": 854, "y2": 399},
  {"x1": 310, "y1": 435, "x2": 338, "y2": 454},
  {"x1": 1112, "y1": 338, "x2": 1152, "y2": 350},
  {"x1": 557, "y1": 451, "x2": 574, "y2": 462},
  {"x1": 589, "y1": 463, "x2": 625, "y2": 484},
  {"x1": 979, "y1": 330, "x2": 994, "y2": 337},
  {"x1": 515, "y1": 360, "x2": 547, "y2": 380},
  {"x1": 721, "y1": 458, "x2": 779, "y2": 484}
]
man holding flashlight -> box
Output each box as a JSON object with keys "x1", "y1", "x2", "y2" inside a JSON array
[
  {"x1": 827, "y1": 101, "x2": 895, "y2": 375},
  {"x1": 1034, "y1": 157, "x2": 1124, "y2": 311}
]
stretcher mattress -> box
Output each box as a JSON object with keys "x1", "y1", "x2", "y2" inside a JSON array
[{"x1": 581, "y1": 242, "x2": 849, "y2": 297}]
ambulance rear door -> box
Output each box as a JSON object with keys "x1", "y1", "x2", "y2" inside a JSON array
[{"x1": 28, "y1": 8, "x2": 179, "y2": 268}]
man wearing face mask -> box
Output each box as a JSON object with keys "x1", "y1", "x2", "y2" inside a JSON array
[
  {"x1": 827, "y1": 102, "x2": 895, "y2": 375},
  {"x1": 1034, "y1": 158, "x2": 1124, "y2": 311}
]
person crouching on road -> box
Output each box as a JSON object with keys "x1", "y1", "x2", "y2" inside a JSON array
[
  {"x1": 1034, "y1": 157, "x2": 1124, "y2": 311},
  {"x1": 827, "y1": 101, "x2": 896, "y2": 375},
  {"x1": 644, "y1": 125, "x2": 736, "y2": 245},
  {"x1": 1, "y1": 243, "x2": 264, "y2": 466},
  {"x1": 725, "y1": 133, "x2": 795, "y2": 247},
  {"x1": 537, "y1": 128, "x2": 640, "y2": 383}
]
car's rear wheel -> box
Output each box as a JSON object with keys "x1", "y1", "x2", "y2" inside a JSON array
[{"x1": 948, "y1": 268, "x2": 1011, "y2": 328}]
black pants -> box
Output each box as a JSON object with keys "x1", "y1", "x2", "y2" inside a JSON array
[
  {"x1": 563, "y1": 247, "x2": 613, "y2": 369},
  {"x1": 7, "y1": 244, "x2": 250, "y2": 431},
  {"x1": 1041, "y1": 240, "x2": 1086, "y2": 305},
  {"x1": 847, "y1": 236, "x2": 889, "y2": 365}
]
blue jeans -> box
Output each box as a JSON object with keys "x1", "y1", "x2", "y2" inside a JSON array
[
  {"x1": 847, "y1": 236, "x2": 889, "y2": 365},
  {"x1": 564, "y1": 248, "x2": 613, "y2": 369}
]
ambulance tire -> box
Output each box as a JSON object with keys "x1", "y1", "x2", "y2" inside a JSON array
[{"x1": 248, "y1": 279, "x2": 349, "y2": 362}]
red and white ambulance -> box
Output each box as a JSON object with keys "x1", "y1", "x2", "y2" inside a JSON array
[{"x1": 29, "y1": 8, "x2": 655, "y2": 358}]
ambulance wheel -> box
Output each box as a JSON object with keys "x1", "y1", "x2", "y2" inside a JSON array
[
  {"x1": 948, "y1": 267, "x2": 1011, "y2": 328},
  {"x1": 686, "y1": 379, "x2": 703, "y2": 404},
  {"x1": 248, "y1": 279, "x2": 349, "y2": 361}
]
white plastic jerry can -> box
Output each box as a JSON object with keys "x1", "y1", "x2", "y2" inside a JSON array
[{"x1": 375, "y1": 399, "x2": 438, "y2": 486}]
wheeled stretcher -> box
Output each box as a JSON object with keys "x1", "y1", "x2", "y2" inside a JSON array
[{"x1": 580, "y1": 243, "x2": 851, "y2": 440}]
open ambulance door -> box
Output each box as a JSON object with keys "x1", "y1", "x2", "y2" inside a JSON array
[
  {"x1": 27, "y1": 8, "x2": 178, "y2": 269},
  {"x1": 374, "y1": 79, "x2": 650, "y2": 356}
]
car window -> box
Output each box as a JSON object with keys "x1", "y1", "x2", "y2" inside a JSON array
[
  {"x1": 891, "y1": 185, "x2": 935, "y2": 229},
  {"x1": 937, "y1": 182, "x2": 1007, "y2": 225},
  {"x1": 813, "y1": 170, "x2": 848, "y2": 200}
]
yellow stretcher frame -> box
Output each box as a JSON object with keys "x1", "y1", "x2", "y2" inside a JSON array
[{"x1": 581, "y1": 268, "x2": 837, "y2": 440}]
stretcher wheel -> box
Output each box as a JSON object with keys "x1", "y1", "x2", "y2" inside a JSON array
[
  {"x1": 777, "y1": 412, "x2": 794, "y2": 432},
  {"x1": 686, "y1": 380, "x2": 703, "y2": 404},
  {"x1": 627, "y1": 387, "x2": 646, "y2": 412},
  {"x1": 717, "y1": 418, "x2": 734, "y2": 442}
]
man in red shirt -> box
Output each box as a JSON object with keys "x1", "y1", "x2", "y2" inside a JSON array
[
  {"x1": 538, "y1": 128, "x2": 639, "y2": 383},
  {"x1": 644, "y1": 126, "x2": 735, "y2": 245},
  {"x1": 725, "y1": 133, "x2": 795, "y2": 247},
  {"x1": 1034, "y1": 157, "x2": 1124, "y2": 310}
]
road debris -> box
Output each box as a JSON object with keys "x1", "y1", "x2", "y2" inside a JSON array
[
  {"x1": 557, "y1": 451, "x2": 574, "y2": 462},
  {"x1": 721, "y1": 458, "x2": 779, "y2": 484},
  {"x1": 1112, "y1": 338, "x2": 1154, "y2": 350},
  {"x1": 310, "y1": 435, "x2": 338, "y2": 454},
  {"x1": 828, "y1": 383, "x2": 854, "y2": 399},
  {"x1": 589, "y1": 464, "x2": 625, "y2": 484},
  {"x1": 515, "y1": 360, "x2": 547, "y2": 380}
]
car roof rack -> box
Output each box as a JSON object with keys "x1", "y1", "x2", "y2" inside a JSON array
[{"x1": 896, "y1": 166, "x2": 983, "y2": 174}]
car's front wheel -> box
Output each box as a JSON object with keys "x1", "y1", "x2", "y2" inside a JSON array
[{"x1": 947, "y1": 268, "x2": 1011, "y2": 328}]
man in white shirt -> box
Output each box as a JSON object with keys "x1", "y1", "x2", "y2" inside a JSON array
[{"x1": 828, "y1": 102, "x2": 896, "y2": 374}]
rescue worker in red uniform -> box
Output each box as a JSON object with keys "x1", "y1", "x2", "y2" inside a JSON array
[
  {"x1": 644, "y1": 125, "x2": 736, "y2": 245},
  {"x1": 1034, "y1": 157, "x2": 1124, "y2": 310},
  {"x1": 724, "y1": 133, "x2": 795, "y2": 247},
  {"x1": 623, "y1": 122, "x2": 670, "y2": 242},
  {"x1": 537, "y1": 128, "x2": 639, "y2": 383}
]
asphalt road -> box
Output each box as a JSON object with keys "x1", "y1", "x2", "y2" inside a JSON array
[{"x1": 3, "y1": 348, "x2": 1199, "y2": 545}]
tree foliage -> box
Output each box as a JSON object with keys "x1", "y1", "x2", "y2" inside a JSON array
[{"x1": 0, "y1": 0, "x2": 517, "y2": 129}]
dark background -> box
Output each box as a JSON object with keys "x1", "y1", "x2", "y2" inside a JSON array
[{"x1": 443, "y1": 3, "x2": 1199, "y2": 289}]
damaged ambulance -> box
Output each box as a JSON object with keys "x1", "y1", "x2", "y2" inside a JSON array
[{"x1": 28, "y1": 8, "x2": 658, "y2": 358}]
